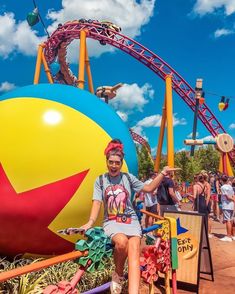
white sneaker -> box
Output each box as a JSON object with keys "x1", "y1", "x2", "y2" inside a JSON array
[
  {"x1": 110, "y1": 272, "x2": 124, "y2": 294},
  {"x1": 220, "y1": 236, "x2": 233, "y2": 242}
]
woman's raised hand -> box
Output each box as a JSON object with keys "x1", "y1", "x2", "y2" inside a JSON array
[{"x1": 162, "y1": 166, "x2": 181, "y2": 174}]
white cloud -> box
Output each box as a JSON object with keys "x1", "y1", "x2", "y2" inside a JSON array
[
  {"x1": 134, "y1": 113, "x2": 186, "y2": 130},
  {"x1": 0, "y1": 13, "x2": 16, "y2": 58},
  {"x1": 131, "y1": 113, "x2": 187, "y2": 140},
  {"x1": 0, "y1": 81, "x2": 16, "y2": 92},
  {"x1": 110, "y1": 83, "x2": 154, "y2": 112},
  {"x1": 193, "y1": 1, "x2": 235, "y2": 38},
  {"x1": 173, "y1": 114, "x2": 187, "y2": 126},
  {"x1": 47, "y1": 0, "x2": 155, "y2": 36},
  {"x1": 0, "y1": 12, "x2": 45, "y2": 58},
  {"x1": 135, "y1": 114, "x2": 162, "y2": 128},
  {"x1": 229, "y1": 123, "x2": 235, "y2": 129},
  {"x1": 14, "y1": 21, "x2": 45, "y2": 55},
  {"x1": 187, "y1": 131, "x2": 199, "y2": 138},
  {"x1": 116, "y1": 110, "x2": 128, "y2": 122},
  {"x1": 214, "y1": 28, "x2": 234, "y2": 37},
  {"x1": 193, "y1": 0, "x2": 235, "y2": 16},
  {"x1": 1, "y1": 1, "x2": 156, "y2": 61},
  {"x1": 47, "y1": 0, "x2": 156, "y2": 60}
]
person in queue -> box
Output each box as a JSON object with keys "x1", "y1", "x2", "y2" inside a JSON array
[
  {"x1": 193, "y1": 171, "x2": 212, "y2": 237},
  {"x1": 143, "y1": 171, "x2": 159, "y2": 228},
  {"x1": 156, "y1": 171, "x2": 180, "y2": 216},
  {"x1": 78, "y1": 139, "x2": 176, "y2": 294},
  {"x1": 209, "y1": 173, "x2": 220, "y2": 221},
  {"x1": 219, "y1": 175, "x2": 235, "y2": 242}
]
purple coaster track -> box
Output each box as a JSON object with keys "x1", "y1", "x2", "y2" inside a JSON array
[{"x1": 43, "y1": 20, "x2": 235, "y2": 165}]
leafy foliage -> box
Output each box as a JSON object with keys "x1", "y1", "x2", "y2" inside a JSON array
[
  {"x1": 193, "y1": 145, "x2": 220, "y2": 173},
  {"x1": 0, "y1": 257, "x2": 46, "y2": 294},
  {"x1": 136, "y1": 145, "x2": 154, "y2": 180},
  {"x1": 0, "y1": 256, "x2": 117, "y2": 294},
  {"x1": 137, "y1": 144, "x2": 221, "y2": 182}
]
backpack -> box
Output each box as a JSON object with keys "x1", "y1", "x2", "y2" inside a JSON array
[{"x1": 156, "y1": 180, "x2": 173, "y2": 205}]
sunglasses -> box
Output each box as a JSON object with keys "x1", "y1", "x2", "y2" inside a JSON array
[{"x1": 107, "y1": 160, "x2": 122, "y2": 166}]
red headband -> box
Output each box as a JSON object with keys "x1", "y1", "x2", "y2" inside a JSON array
[{"x1": 104, "y1": 142, "x2": 124, "y2": 156}]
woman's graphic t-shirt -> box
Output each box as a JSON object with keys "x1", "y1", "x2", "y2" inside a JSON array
[{"x1": 93, "y1": 173, "x2": 144, "y2": 222}]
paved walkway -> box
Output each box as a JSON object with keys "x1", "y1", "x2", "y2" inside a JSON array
[{"x1": 196, "y1": 219, "x2": 235, "y2": 294}]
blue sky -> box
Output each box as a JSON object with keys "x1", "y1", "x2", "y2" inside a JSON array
[{"x1": 0, "y1": 0, "x2": 235, "y2": 155}]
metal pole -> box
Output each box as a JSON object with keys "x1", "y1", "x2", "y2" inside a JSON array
[
  {"x1": 32, "y1": 0, "x2": 50, "y2": 38},
  {"x1": 191, "y1": 78, "x2": 203, "y2": 156},
  {"x1": 190, "y1": 99, "x2": 200, "y2": 156}
]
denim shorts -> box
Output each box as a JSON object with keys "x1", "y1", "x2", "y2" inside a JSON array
[
  {"x1": 146, "y1": 204, "x2": 158, "y2": 214},
  {"x1": 223, "y1": 209, "x2": 234, "y2": 221}
]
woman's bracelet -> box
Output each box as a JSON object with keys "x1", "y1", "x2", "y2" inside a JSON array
[{"x1": 160, "y1": 171, "x2": 167, "y2": 176}]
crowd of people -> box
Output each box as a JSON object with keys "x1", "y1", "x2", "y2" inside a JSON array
[{"x1": 139, "y1": 169, "x2": 235, "y2": 242}]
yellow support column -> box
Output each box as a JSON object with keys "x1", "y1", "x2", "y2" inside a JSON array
[
  {"x1": 41, "y1": 51, "x2": 53, "y2": 84},
  {"x1": 165, "y1": 75, "x2": 174, "y2": 167},
  {"x1": 226, "y1": 153, "x2": 234, "y2": 176},
  {"x1": 219, "y1": 153, "x2": 223, "y2": 174},
  {"x1": 78, "y1": 30, "x2": 87, "y2": 89},
  {"x1": 33, "y1": 44, "x2": 44, "y2": 84},
  {"x1": 154, "y1": 97, "x2": 166, "y2": 172},
  {"x1": 85, "y1": 44, "x2": 94, "y2": 94}
]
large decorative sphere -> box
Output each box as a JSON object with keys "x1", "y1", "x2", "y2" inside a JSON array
[{"x1": 0, "y1": 84, "x2": 137, "y2": 256}]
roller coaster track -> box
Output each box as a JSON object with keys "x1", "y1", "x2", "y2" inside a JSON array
[
  {"x1": 129, "y1": 129, "x2": 151, "y2": 153},
  {"x1": 43, "y1": 20, "x2": 235, "y2": 166}
]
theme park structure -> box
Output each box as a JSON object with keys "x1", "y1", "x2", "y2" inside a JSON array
[
  {"x1": 0, "y1": 18, "x2": 231, "y2": 293},
  {"x1": 35, "y1": 19, "x2": 235, "y2": 170},
  {"x1": 46, "y1": 21, "x2": 235, "y2": 157}
]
